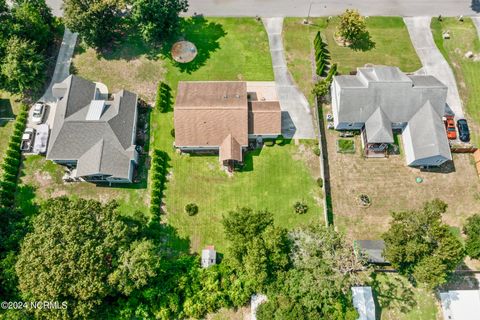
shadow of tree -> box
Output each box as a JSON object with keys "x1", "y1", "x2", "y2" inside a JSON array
[
  {"x1": 370, "y1": 273, "x2": 417, "y2": 316},
  {"x1": 349, "y1": 31, "x2": 376, "y2": 51},
  {"x1": 0, "y1": 99, "x2": 15, "y2": 125},
  {"x1": 160, "y1": 16, "x2": 227, "y2": 74}
]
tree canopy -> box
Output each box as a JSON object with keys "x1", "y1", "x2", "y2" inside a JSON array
[
  {"x1": 463, "y1": 214, "x2": 480, "y2": 259},
  {"x1": 15, "y1": 197, "x2": 158, "y2": 319},
  {"x1": 257, "y1": 225, "x2": 365, "y2": 320},
  {"x1": 337, "y1": 9, "x2": 373, "y2": 50},
  {"x1": 222, "y1": 208, "x2": 291, "y2": 293},
  {"x1": 382, "y1": 199, "x2": 464, "y2": 289},
  {"x1": 132, "y1": 0, "x2": 189, "y2": 44}
]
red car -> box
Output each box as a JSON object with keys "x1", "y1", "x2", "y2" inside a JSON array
[{"x1": 444, "y1": 115, "x2": 457, "y2": 140}]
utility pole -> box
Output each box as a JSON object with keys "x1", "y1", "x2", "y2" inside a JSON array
[{"x1": 305, "y1": 2, "x2": 313, "y2": 24}]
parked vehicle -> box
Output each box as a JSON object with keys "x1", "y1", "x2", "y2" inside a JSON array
[
  {"x1": 31, "y1": 102, "x2": 46, "y2": 124},
  {"x1": 33, "y1": 124, "x2": 49, "y2": 154},
  {"x1": 443, "y1": 115, "x2": 457, "y2": 140},
  {"x1": 457, "y1": 119, "x2": 470, "y2": 142},
  {"x1": 21, "y1": 128, "x2": 35, "y2": 151}
]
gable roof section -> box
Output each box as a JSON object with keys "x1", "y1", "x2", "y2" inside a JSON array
[
  {"x1": 364, "y1": 108, "x2": 394, "y2": 143},
  {"x1": 219, "y1": 134, "x2": 242, "y2": 162},
  {"x1": 174, "y1": 81, "x2": 249, "y2": 147},
  {"x1": 47, "y1": 75, "x2": 137, "y2": 179},
  {"x1": 248, "y1": 101, "x2": 282, "y2": 135},
  {"x1": 403, "y1": 101, "x2": 451, "y2": 164}
]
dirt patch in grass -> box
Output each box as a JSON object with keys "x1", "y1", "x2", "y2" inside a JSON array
[{"x1": 322, "y1": 103, "x2": 480, "y2": 241}]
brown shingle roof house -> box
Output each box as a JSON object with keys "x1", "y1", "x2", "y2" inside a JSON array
[{"x1": 174, "y1": 81, "x2": 281, "y2": 167}]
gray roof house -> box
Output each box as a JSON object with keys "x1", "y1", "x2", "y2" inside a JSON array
[
  {"x1": 47, "y1": 75, "x2": 139, "y2": 183},
  {"x1": 331, "y1": 66, "x2": 452, "y2": 167},
  {"x1": 354, "y1": 240, "x2": 389, "y2": 265}
]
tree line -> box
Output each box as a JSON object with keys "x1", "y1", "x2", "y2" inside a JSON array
[{"x1": 0, "y1": 0, "x2": 58, "y2": 95}]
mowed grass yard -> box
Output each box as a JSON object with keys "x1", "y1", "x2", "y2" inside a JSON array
[
  {"x1": 431, "y1": 18, "x2": 480, "y2": 147},
  {"x1": 23, "y1": 18, "x2": 322, "y2": 252},
  {"x1": 283, "y1": 17, "x2": 422, "y2": 102}
]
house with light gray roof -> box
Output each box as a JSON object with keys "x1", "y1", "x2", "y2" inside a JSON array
[
  {"x1": 331, "y1": 65, "x2": 452, "y2": 167},
  {"x1": 47, "y1": 75, "x2": 139, "y2": 183}
]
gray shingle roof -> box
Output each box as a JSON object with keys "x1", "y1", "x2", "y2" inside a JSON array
[
  {"x1": 364, "y1": 108, "x2": 394, "y2": 143},
  {"x1": 47, "y1": 75, "x2": 138, "y2": 180},
  {"x1": 404, "y1": 101, "x2": 452, "y2": 164},
  {"x1": 333, "y1": 66, "x2": 451, "y2": 166},
  {"x1": 355, "y1": 240, "x2": 387, "y2": 264}
]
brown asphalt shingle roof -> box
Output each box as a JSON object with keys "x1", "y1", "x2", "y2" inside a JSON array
[
  {"x1": 248, "y1": 101, "x2": 282, "y2": 135},
  {"x1": 174, "y1": 81, "x2": 249, "y2": 147},
  {"x1": 219, "y1": 134, "x2": 242, "y2": 162}
]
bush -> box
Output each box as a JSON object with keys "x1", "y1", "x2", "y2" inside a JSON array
[
  {"x1": 293, "y1": 201, "x2": 308, "y2": 214},
  {"x1": 275, "y1": 135, "x2": 284, "y2": 145},
  {"x1": 264, "y1": 140, "x2": 275, "y2": 147},
  {"x1": 170, "y1": 128, "x2": 175, "y2": 138},
  {"x1": 185, "y1": 203, "x2": 199, "y2": 216},
  {"x1": 317, "y1": 178, "x2": 323, "y2": 188},
  {"x1": 464, "y1": 214, "x2": 480, "y2": 259},
  {"x1": 313, "y1": 146, "x2": 321, "y2": 156}
]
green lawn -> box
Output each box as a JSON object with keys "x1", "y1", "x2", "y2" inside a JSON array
[
  {"x1": 431, "y1": 18, "x2": 480, "y2": 146},
  {"x1": 49, "y1": 18, "x2": 321, "y2": 253},
  {"x1": 149, "y1": 18, "x2": 320, "y2": 252},
  {"x1": 0, "y1": 91, "x2": 22, "y2": 169},
  {"x1": 283, "y1": 17, "x2": 422, "y2": 102},
  {"x1": 370, "y1": 273, "x2": 438, "y2": 320}
]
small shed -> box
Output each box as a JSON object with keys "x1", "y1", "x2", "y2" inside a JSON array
[
  {"x1": 440, "y1": 289, "x2": 480, "y2": 320},
  {"x1": 351, "y1": 286, "x2": 376, "y2": 320},
  {"x1": 251, "y1": 293, "x2": 268, "y2": 320},
  {"x1": 201, "y1": 245, "x2": 216, "y2": 268},
  {"x1": 354, "y1": 240, "x2": 389, "y2": 265}
]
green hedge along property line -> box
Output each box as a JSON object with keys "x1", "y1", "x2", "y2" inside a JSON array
[
  {"x1": 314, "y1": 31, "x2": 329, "y2": 76},
  {"x1": 0, "y1": 106, "x2": 28, "y2": 207},
  {"x1": 155, "y1": 81, "x2": 173, "y2": 113},
  {"x1": 149, "y1": 149, "x2": 169, "y2": 219}
]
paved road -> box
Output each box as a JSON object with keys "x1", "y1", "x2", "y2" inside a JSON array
[
  {"x1": 404, "y1": 17, "x2": 464, "y2": 119},
  {"x1": 263, "y1": 17, "x2": 316, "y2": 139},
  {"x1": 187, "y1": 0, "x2": 480, "y2": 17},
  {"x1": 47, "y1": 0, "x2": 480, "y2": 17}
]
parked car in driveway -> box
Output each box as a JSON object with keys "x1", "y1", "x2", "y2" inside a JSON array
[
  {"x1": 31, "y1": 102, "x2": 46, "y2": 124},
  {"x1": 457, "y1": 119, "x2": 470, "y2": 142},
  {"x1": 21, "y1": 128, "x2": 35, "y2": 151},
  {"x1": 443, "y1": 115, "x2": 457, "y2": 140}
]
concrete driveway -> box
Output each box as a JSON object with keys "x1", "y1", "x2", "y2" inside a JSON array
[
  {"x1": 28, "y1": 28, "x2": 77, "y2": 130},
  {"x1": 404, "y1": 17, "x2": 464, "y2": 119},
  {"x1": 263, "y1": 17, "x2": 316, "y2": 139}
]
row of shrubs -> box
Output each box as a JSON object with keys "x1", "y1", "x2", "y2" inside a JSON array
[
  {"x1": 155, "y1": 82, "x2": 173, "y2": 113},
  {"x1": 149, "y1": 149, "x2": 169, "y2": 219},
  {"x1": 314, "y1": 31, "x2": 329, "y2": 76},
  {"x1": 0, "y1": 107, "x2": 28, "y2": 207},
  {"x1": 264, "y1": 135, "x2": 285, "y2": 147}
]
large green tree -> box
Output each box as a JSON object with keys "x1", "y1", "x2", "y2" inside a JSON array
[
  {"x1": 63, "y1": 0, "x2": 125, "y2": 48},
  {"x1": 463, "y1": 214, "x2": 480, "y2": 259},
  {"x1": 15, "y1": 197, "x2": 158, "y2": 319},
  {"x1": 131, "y1": 0, "x2": 189, "y2": 43},
  {"x1": 383, "y1": 199, "x2": 464, "y2": 289},
  {"x1": 0, "y1": 37, "x2": 45, "y2": 94},
  {"x1": 257, "y1": 225, "x2": 364, "y2": 320},
  {"x1": 337, "y1": 9, "x2": 372, "y2": 49},
  {"x1": 222, "y1": 208, "x2": 291, "y2": 293},
  {"x1": 11, "y1": 0, "x2": 54, "y2": 51}
]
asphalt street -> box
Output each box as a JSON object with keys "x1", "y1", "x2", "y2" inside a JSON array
[{"x1": 47, "y1": 0, "x2": 480, "y2": 17}]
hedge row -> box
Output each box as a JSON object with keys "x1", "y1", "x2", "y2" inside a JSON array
[
  {"x1": 0, "y1": 107, "x2": 28, "y2": 207},
  {"x1": 325, "y1": 63, "x2": 337, "y2": 83},
  {"x1": 149, "y1": 149, "x2": 169, "y2": 219},
  {"x1": 314, "y1": 31, "x2": 329, "y2": 76},
  {"x1": 155, "y1": 82, "x2": 172, "y2": 113}
]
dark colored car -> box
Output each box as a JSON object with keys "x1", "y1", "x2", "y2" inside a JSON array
[{"x1": 457, "y1": 119, "x2": 470, "y2": 142}]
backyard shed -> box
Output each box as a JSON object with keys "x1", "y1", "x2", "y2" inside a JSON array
[
  {"x1": 354, "y1": 240, "x2": 389, "y2": 265},
  {"x1": 201, "y1": 245, "x2": 216, "y2": 268},
  {"x1": 440, "y1": 289, "x2": 480, "y2": 320},
  {"x1": 351, "y1": 286, "x2": 376, "y2": 320}
]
